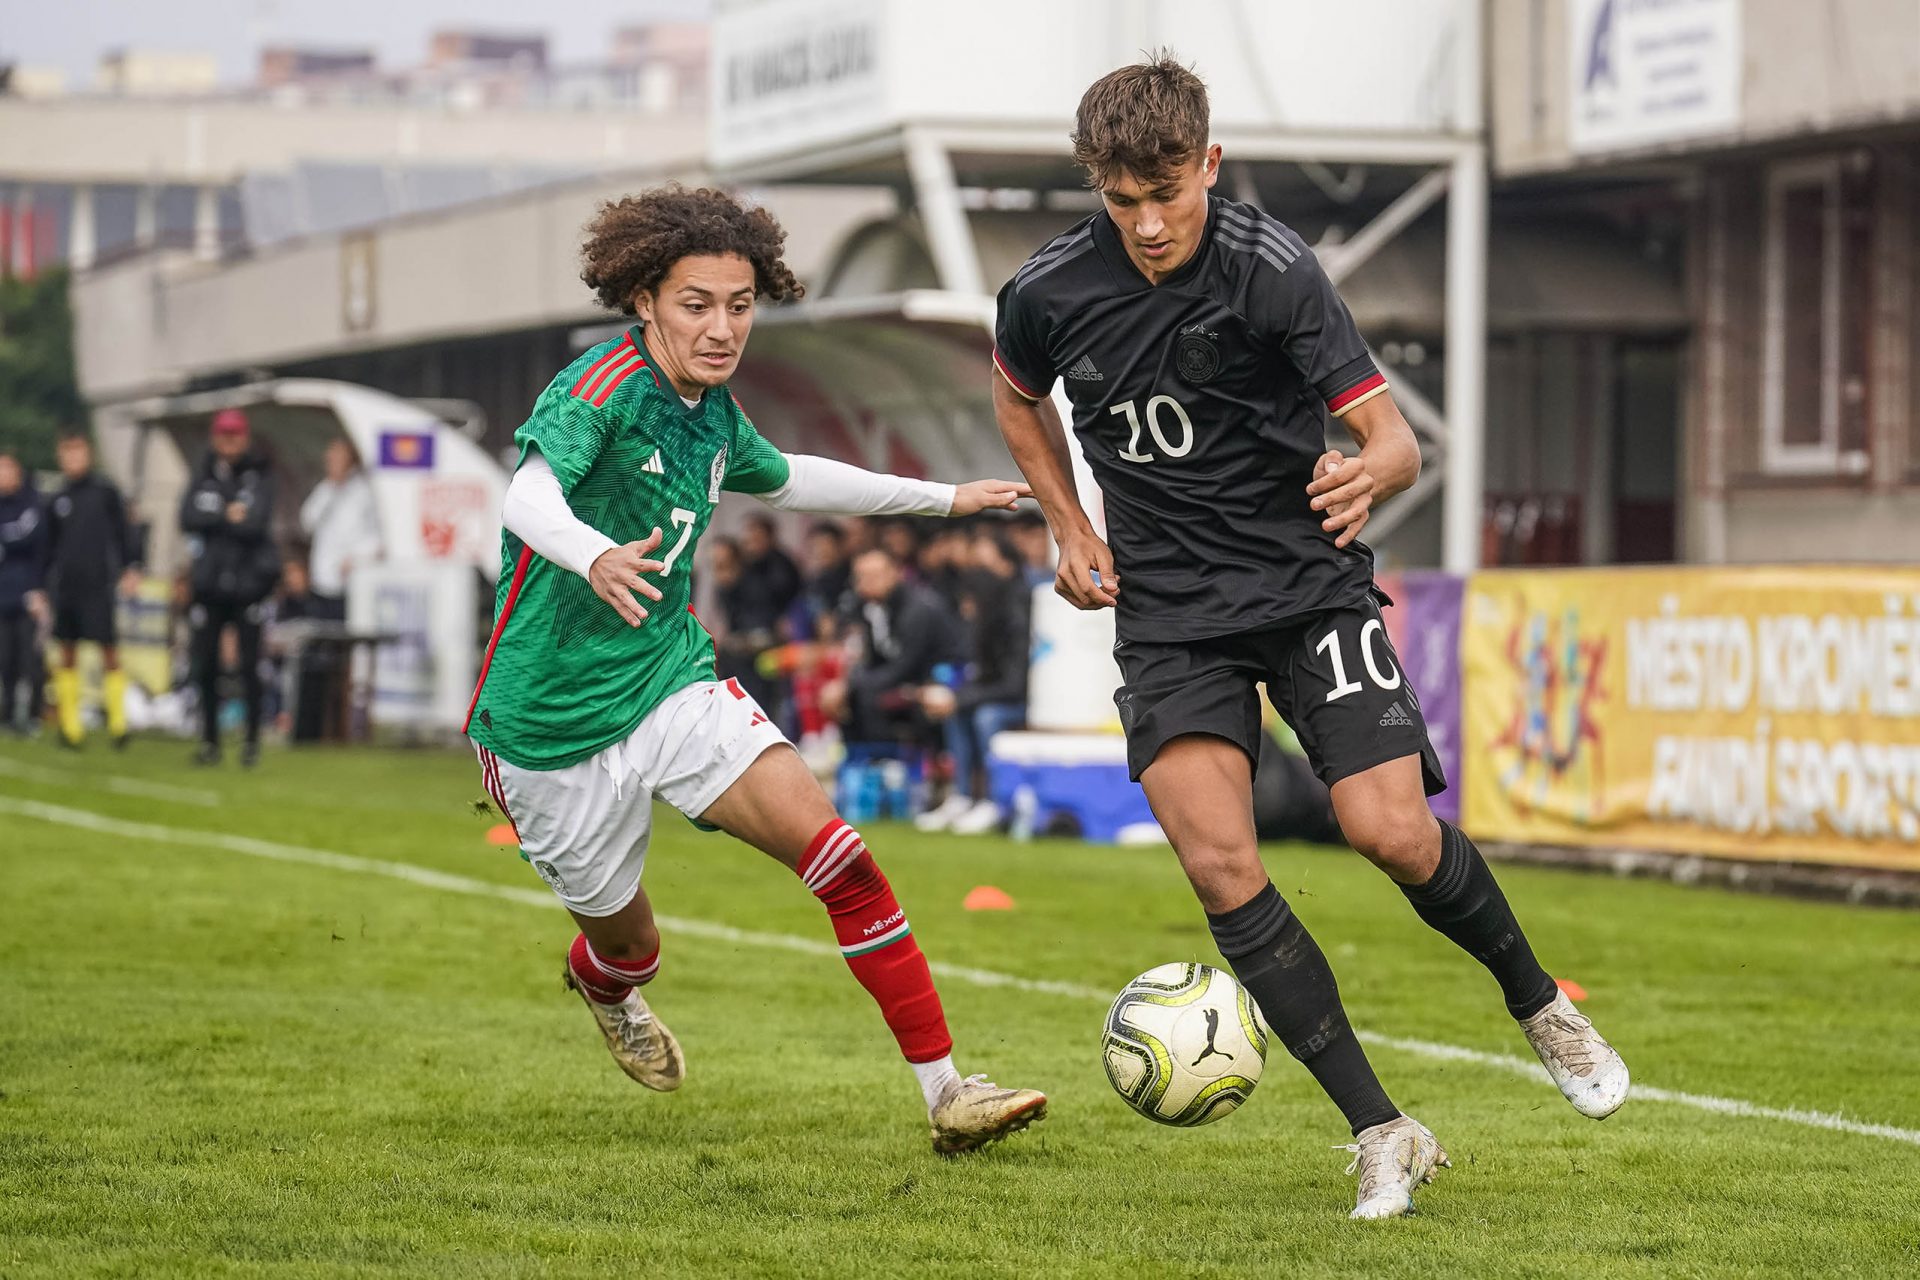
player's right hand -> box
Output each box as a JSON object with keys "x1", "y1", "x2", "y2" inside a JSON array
[
  {"x1": 1056, "y1": 526, "x2": 1118, "y2": 611},
  {"x1": 589, "y1": 529, "x2": 667, "y2": 627}
]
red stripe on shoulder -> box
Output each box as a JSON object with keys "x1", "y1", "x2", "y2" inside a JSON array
[
  {"x1": 570, "y1": 337, "x2": 634, "y2": 398},
  {"x1": 589, "y1": 356, "x2": 646, "y2": 407},
  {"x1": 577, "y1": 351, "x2": 642, "y2": 405}
]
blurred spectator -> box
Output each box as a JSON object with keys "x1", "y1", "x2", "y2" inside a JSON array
[
  {"x1": 299, "y1": 437, "x2": 381, "y2": 620},
  {"x1": 843, "y1": 517, "x2": 877, "y2": 557},
  {"x1": 181, "y1": 408, "x2": 279, "y2": 766},
  {"x1": 722, "y1": 514, "x2": 801, "y2": 716},
  {"x1": 46, "y1": 432, "x2": 143, "y2": 749},
  {"x1": 737, "y1": 514, "x2": 802, "y2": 631},
  {"x1": 918, "y1": 523, "x2": 972, "y2": 611},
  {"x1": 266, "y1": 554, "x2": 334, "y2": 741},
  {"x1": 876, "y1": 518, "x2": 922, "y2": 574},
  {"x1": 916, "y1": 530, "x2": 1032, "y2": 834},
  {"x1": 0, "y1": 450, "x2": 50, "y2": 735},
  {"x1": 270, "y1": 554, "x2": 321, "y2": 624},
  {"x1": 706, "y1": 535, "x2": 754, "y2": 683},
  {"x1": 1008, "y1": 510, "x2": 1055, "y2": 589},
  {"x1": 802, "y1": 520, "x2": 851, "y2": 630},
  {"x1": 822, "y1": 547, "x2": 958, "y2": 749}
]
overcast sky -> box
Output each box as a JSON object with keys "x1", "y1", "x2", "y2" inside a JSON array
[{"x1": 0, "y1": 0, "x2": 710, "y2": 85}]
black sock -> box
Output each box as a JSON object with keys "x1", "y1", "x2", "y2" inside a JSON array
[
  {"x1": 1208, "y1": 882, "x2": 1399, "y2": 1137},
  {"x1": 1400, "y1": 820, "x2": 1559, "y2": 1020}
]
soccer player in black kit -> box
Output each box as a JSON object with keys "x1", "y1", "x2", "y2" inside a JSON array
[{"x1": 992, "y1": 57, "x2": 1629, "y2": 1219}]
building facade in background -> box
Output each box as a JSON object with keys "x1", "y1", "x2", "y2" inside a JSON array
[
  {"x1": 1489, "y1": 0, "x2": 1920, "y2": 565},
  {"x1": 27, "y1": 1, "x2": 1920, "y2": 575}
]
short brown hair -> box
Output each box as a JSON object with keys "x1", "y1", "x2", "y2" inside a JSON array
[
  {"x1": 1071, "y1": 53, "x2": 1210, "y2": 187},
  {"x1": 579, "y1": 184, "x2": 805, "y2": 315}
]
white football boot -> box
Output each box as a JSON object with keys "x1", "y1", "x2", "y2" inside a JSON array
[
  {"x1": 564, "y1": 965, "x2": 685, "y2": 1092},
  {"x1": 947, "y1": 798, "x2": 1005, "y2": 835},
  {"x1": 1520, "y1": 991, "x2": 1629, "y2": 1119},
  {"x1": 1339, "y1": 1115, "x2": 1449, "y2": 1220},
  {"x1": 928, "y1": 1074, "x2": 1047, "y2": 1155},
  {"x1": 914, "y1": 793, "x2": 975, "y2": 833}
]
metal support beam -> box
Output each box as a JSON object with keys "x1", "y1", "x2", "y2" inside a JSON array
[
  {"x1": 1361, "y1": 358, "x2": 1446, "y2": 547},
  {"x1": 925, "y1": 123, "x2": 1479, "y2": 167},
  {"x1": 134, "y1": 184, "x2": 157, "y2": 249},
  {"x1": 1441, "y1": 143, "x2": 1488, "y2": 574},
  {"x1": 1322, "y1": 166, "x2": 1451, "y2": 286},
  {"x1": 905, "y1": 129, "x2": 983, "y2": 296},
  {"x1": 10, "y1": 186, "x2": 31, "y2": 277},
  {"x1": 67, "y1": 182, "x2": 96, "y2": 271},
  {"x1": 193, "y1": 185, "x2": 220, "y2": 260}
]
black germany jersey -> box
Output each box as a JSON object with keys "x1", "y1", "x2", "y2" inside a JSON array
[{"x1": 994, "y1": 196, "x2": 1389, "y2": 643}]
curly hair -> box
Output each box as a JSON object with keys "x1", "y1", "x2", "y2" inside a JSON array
[
  {"x1": 1071, "y1": 53, "x2": 1209, "y2": 187},
  {"x1": 579, "y1": 184, "x2": 805, "y2": 315}
]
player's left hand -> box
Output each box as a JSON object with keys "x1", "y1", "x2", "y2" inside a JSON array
[
  {"x1": 117, "y1": 568, "x2": 142, "y2": 598},
  {"x1": 1307, "y1": 450, "x2": 1374, "y2": 549},
  {"x1": 950, "y1": 479, "x2": 1032, "y2": 516}
]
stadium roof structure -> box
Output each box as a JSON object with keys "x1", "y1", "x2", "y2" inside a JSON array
[{"x1": 705, "y1": 0, "x2": 1495, "y2": 568}]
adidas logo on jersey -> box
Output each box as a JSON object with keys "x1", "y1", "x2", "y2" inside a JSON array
[
  {"x1": 1065, "y1": 354, "x2": 1104, "y2": 382},
  {"x1": 642, "y1": 450, "x2": 665, "y2": 475},
  {"x1": 1378, "y1": 701, "x2": 1415, "y2": 728}
]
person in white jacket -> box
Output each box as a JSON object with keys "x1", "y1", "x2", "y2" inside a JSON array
[{"x1": 298, "y1": 439, "x2": 381, "y2": 620}]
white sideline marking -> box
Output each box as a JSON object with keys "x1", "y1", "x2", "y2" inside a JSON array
[
  {"x1": 5, "y1": 791, "x2": 1919, "y2": 1149},
  {"x1": 0, "y1": 756, "x2": 221, "y2": 807}
]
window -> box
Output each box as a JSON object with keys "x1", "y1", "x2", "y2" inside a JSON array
[{"x1": 1762, "y1": 157, "x2": 1871, "y2": 476}]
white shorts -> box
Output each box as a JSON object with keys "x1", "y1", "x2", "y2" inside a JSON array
[{"x1": 475, "y1": 678, "x2": 787, "y2": 917}]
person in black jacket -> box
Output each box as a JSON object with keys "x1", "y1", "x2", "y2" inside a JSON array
[
  {"x1": 179, "y1": 408, "x2": 279, "y2": 766},
  {"x1": 722, "y1": 515, "x2": 802, "y2": 719},
  {"x1": 915, "y1": 529, "x2": 1032, "y2": 833},
  {"x1": 826, "y1": 547, "x2": 958, "y2": 747},
  {"x1": 0, "y1": 450, "x2": 50, "y2": 734},
  {"x1": 46, "y1": 432, "x2": 142, "y2": 748}
]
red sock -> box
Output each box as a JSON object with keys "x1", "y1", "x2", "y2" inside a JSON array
[
  {"x1": 797, "y1": 819, "x2": 953, "y2": 1064},
  {"x1": 567, "y1": 933, "x2": 659, "y2": 1005}
]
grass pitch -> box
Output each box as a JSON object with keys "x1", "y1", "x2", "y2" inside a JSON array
[{"x1": 3, "y1": 736, "x2": 1919, "y2": 1278}]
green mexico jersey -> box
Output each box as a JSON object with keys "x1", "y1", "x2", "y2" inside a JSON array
[{"x1": 465, "y1": 326, "x2": 790, "y2": 770}]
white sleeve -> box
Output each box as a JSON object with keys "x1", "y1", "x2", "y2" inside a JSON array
[
  {"x1": 755, "y1": 453, "x2": 955, "y2": 517},
  {"x1": 299, "y1": 481, "x2": 328, "y2": 535},
  {"x1": 501, "y1": 448, "x2": 619, "y2": 579}
]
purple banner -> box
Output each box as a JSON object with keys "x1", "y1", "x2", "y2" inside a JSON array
[
  {"x1": 1378, "y1": 571, "x2": 1464, "y2": 822},
  {"x1": 377, "y1": 429, "x2": 436, "y2": 470}
]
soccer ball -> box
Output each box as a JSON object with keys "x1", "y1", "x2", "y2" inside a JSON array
[{"x1": 1102, "y1": 962, "x2": 1268, "y2": 1126}]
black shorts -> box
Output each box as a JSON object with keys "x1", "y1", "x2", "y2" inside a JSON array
[
  {"x1": 1113, "y1": 593, "x2": 1446, "y2": 796},
  {"x1": 52, "y1": 587, "x2": 117, "y2": 646}
]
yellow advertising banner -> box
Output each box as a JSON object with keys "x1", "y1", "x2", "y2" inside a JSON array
[{"x1": 1463, "y1": 566, "x2": 1920, "y2": 871}]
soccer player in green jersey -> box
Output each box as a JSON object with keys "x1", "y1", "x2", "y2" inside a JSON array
[{"x1": 466, "y1": 185, "x2": 1047, "y2": 1155}]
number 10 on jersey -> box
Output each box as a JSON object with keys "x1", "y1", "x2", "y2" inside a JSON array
[{"x1": 1111, "y1": 395, "x2": 1194, "y2": 464}]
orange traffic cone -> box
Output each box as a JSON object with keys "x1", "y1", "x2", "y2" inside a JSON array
[
  {"x1": 1556, "y1": 978, "x2": 1589, "y2": 1002},
  {"x1": 963, "y1": 885, "x2": 1016, "y2": 911},
  {"x1": 486, "y1": 823, "x2": 518, "y2": 846}
]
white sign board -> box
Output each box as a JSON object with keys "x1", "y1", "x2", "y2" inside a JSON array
[
  {"x1": 1567, "y1": 0, "x2": 1741, "y2": 154},
  {"x1": 713, "y1": 0, "x2": 886, "y2": 166},
  {"x1": 348, "y1": 560, "x2": 477, "y2": 738},
  {"x1": 712, "y1": 0, "x2": 1477, "y2": 170}
]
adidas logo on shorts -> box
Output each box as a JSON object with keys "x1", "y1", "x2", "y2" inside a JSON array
[{"x1": 1378, "y1": 701, "x2": 1415, "y2": 728}]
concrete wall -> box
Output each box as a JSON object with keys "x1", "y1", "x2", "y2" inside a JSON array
[
  {"x1": 1684, "y1": 140, "x2": 1919, "y2": 561},
  {"x1": 1722, "y1": 490, "x2": 1920, "y2": 562},
  {"x1": 72, "y1": 176, "x2": 895, "y2": 403},
  {"x1": 0, "y1": 99, "x2": 706, "y2": 184},
  {"x1": 1491, "y1": 0, "x2": 1920, "y2": 174}
]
